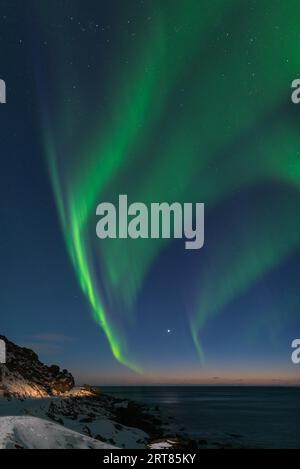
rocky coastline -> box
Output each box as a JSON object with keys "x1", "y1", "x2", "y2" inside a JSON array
[{"x1": 0, "y1": 335, "x2": 244, "y2": 449}]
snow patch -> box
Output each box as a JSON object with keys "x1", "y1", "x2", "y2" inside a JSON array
[{"x1": 0, "y1": 416, "x2": 117, "y2": 449}]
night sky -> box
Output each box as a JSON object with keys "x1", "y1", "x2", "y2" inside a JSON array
[{"x1": 1, "y1": 0, "x2": 300, "y2": 385}]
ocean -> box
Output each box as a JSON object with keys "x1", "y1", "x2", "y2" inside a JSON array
[{"x1": 102, "y1": 386, "x2": 300, "y2": 448}]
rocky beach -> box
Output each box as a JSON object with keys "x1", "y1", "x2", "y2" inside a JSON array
[
  {"x1": 0, "y1": 335, "x2": 195, "y2": 449},
  {"x1": 2, "y1": 335, "x2": 294, "y2": 449}
]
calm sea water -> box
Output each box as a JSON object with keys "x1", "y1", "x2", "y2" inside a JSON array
[{"x1": 102, "y1": 386, "x2": 300, "y2": 448}]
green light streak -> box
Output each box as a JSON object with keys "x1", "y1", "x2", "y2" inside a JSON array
[{"x1": 37, "y1": 0, "x2": 300, "y2": 368}]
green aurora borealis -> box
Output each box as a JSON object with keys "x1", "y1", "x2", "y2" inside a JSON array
[{"x1": 37, "y1": 0, "x2": 300, "y2": 373}]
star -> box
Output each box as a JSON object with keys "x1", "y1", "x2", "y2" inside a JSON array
[{"x1": 167, "y1": 329, "x2": 171, "y2": 334}]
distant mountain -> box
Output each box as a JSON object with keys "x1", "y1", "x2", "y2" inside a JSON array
[
  {"x1": 0, "y1": 416, "x2": 116, "y2": 449},
  {"x1": 0, "y1": 335, "x2": 74, "y2": 398}
]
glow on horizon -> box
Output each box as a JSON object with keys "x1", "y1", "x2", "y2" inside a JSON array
[{"x1": 75, "y1": 368, "x2": 300, "y2": 387}]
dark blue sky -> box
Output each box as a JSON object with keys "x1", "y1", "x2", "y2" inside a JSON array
[{"x1": 0, "y1": 0, "x2": 300, "y2": 385}]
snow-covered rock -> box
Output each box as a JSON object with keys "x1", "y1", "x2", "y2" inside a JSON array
[
  {"x1": 0, "y1": 416, "x2": 117, "y2": 449},
  {"x1": 147, "y1": 438, "x2": 179, "y2": 449},
  {"x1": 0, "y1": 392, "x2": 150, "y2": 449},
  {"x1": 27, "y1": 394, "x2": 149, "y2": 448},
  {"x1": 0, "y1": 336, "x2": 164, "y2": 449}
]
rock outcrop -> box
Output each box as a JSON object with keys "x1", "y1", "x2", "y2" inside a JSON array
[{"x1": 0, "y1": 335, "x2": 74, "y2": 398}]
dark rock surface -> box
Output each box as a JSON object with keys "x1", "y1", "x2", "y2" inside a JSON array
[{"x1": 0, "y1": 335, "x2": 74, "y2": 398}]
